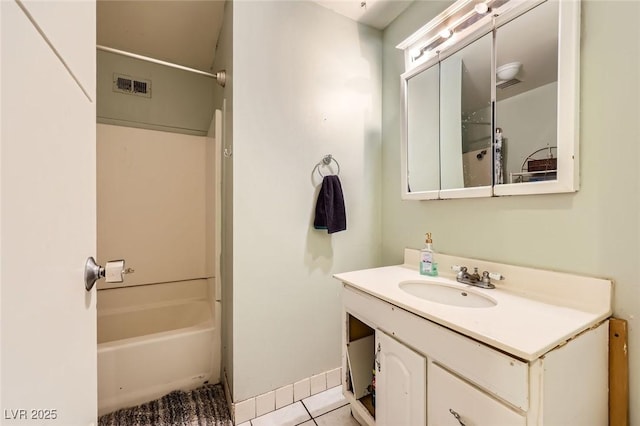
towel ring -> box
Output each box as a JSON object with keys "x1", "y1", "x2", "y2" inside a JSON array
[{"x1": 316, "y1": 154, "x2": 340, "y2": 178}]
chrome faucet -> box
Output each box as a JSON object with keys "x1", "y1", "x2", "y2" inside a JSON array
[{"x1": 453, "y1": 266, "x2": 499, "y2": 289}]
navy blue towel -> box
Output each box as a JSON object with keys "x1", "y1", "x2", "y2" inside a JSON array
[{"x1": 314, "y1": 175, "x2": 346, "y2": 234}]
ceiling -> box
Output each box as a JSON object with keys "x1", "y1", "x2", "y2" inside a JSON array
[
  {"x1": 97, "y1": 1, "x2": 226, "y2": 73},
  {"x1": 96, "y1": 0, "x2": 413, "y2": 73},
  {"x1": 314, "y1": 0, "x2": 413, "y2": 29}
]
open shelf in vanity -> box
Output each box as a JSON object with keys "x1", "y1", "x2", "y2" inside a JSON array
[{"x1": 344, "y1": 314, "x2": 376, "y2": 423}]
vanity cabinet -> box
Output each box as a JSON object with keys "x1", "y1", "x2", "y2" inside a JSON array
[{"x1": 341, "y1": 284, "x2": 609, "y2": 426}]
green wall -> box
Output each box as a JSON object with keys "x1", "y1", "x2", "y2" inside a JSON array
[
  {"x1": 97, "y1": 50, "x2": 215, "y2": 135},
  {"x1": 231, "y1": 0, "x2": 382, "y2": 402},
  {"x1": 382, "y1": 1, "x2": 640, "y2": 423}
]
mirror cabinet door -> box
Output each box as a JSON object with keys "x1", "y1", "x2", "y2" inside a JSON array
[
  {"x1": 440, "y1": 32, "x2": 493, "y2": 193},
  {"x1": 399, "y1": 0, "x2": 579, "y2": 199},
  {"x1": 495, "y1": 0, "x2": 559, "y2": 185},
  {"x1": 405, "y1": 64, "x2": 440, "y2": 196}
]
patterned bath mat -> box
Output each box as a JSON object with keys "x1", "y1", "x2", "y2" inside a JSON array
[{"x1": 98, "y1": 383, "x2": 232, "y2": 426}]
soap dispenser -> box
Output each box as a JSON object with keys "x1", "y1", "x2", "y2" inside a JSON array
[{"x1": 420, "y1": 232, "x2": 437, "y2": 276}]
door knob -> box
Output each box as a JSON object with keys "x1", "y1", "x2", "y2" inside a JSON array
[{"x1": 84, "y1": 257, "x2": 134, "y2": 291}]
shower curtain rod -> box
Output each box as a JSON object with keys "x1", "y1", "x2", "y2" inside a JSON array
[{"x1": 97, "y1": 45, "x2": 225, "y2": 86}]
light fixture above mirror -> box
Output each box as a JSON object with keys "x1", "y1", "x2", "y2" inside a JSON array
[{"x1": 397, "y1": 0, "x2": 516, "y2": 70}]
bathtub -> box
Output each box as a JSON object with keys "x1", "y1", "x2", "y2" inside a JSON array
[{"x1": 97, "y1": 280, "x2": 220, "y2": 416}]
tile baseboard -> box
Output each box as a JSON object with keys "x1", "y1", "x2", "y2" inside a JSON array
[{"x1": 227, "y1": 367, "x2": 342, "y2": 424}]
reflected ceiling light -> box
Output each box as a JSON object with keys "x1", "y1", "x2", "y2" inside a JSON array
[
  {"x1": 497, "y1": 61, "x2": 522, "y2": 81},
  {"x1": 439, "y1": 28, "x2": 452, "y2": 39}
]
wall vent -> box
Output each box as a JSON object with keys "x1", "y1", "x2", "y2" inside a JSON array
[{"x1": 113, "y1": 73, "x2": 152, "y2": 98}]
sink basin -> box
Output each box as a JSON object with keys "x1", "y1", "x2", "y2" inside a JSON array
[{"x1": 399, "y1": 280, "x2": 497, "y2": 308}]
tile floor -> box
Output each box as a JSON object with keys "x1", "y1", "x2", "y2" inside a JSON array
[{"x1": 238, "y1": 385, "x2": 360, "y2": 426}]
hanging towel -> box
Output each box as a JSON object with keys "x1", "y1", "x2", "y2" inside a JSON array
[{"x1": 314, "y1": 175, "x2": 346, "y2": 234}]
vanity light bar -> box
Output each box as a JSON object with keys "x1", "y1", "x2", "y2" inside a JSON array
[
  {"x1": 398, "y1": 0, "x2": 514, "y2": 68},
  {"x1": 410, "y1": 11, "x2": 478, "y2": 61},
  {"x1": 403, "y1": 2, "x2": 495, "y2": 63},
  {"x1": 397, "y1": 0, "x2": 472, "y2": 50}
]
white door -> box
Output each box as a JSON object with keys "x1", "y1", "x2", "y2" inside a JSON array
[
  {"x1": 376, "y1": 330, "x2": 426, "y2": 426},
  {"x1": 1, "y1": 1, "x2": 97, "y2": 425}
]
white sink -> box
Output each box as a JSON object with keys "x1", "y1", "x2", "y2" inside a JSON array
[{"x1": 399, "y1": 280, "x2": 497, "y2": 308}]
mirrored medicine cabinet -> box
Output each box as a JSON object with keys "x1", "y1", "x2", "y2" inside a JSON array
[{"x1": 398, "y1": 0, "x2": 580, "y2": 200}]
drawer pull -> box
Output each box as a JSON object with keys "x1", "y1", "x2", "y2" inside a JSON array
[{"x1": 449, "y1": 408, "x2": 466, "y2": 426}]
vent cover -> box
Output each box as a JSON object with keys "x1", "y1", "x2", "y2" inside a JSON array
[
  {"x1": 113, "y1": 73, "x2": 152, "y2": 98},
  {"x1": 497, "y1": 78, "x2": 521, "y2": 90}
]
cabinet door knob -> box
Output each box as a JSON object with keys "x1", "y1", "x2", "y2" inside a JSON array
[{"x1": 449, "y1": 408, "x2": 466, "y2": 426}]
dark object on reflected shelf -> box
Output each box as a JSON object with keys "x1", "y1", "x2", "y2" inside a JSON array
[{"x1": 527, "y1": 158, "x2": 557, "y2": 172}]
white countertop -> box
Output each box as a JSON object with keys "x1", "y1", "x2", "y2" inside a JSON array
[{"x1": 335, "y1": 262, "x2": 611, "y2": 361}]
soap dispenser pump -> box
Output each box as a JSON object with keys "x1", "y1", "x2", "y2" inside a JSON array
[{"x1": 420, "y1": 232, "x2": 437, "y2": 276}]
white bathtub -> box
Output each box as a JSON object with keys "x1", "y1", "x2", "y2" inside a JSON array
[{"x1": 97, "y1": 280, "x2": 220, "y2": 416}]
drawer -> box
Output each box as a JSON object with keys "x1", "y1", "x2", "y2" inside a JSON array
[
  {"x1": 428, "y1": 362, "x2": 526, "y2": 426},
  {"x1": 343, "y1": 285, "x2": 529, "y2": 410}
]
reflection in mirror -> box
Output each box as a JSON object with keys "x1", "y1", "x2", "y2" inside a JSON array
[
  {"x1": 406, "y1": 64, "x2": 440, "y2": 193},
  {"x1": 495, "y1": 0, "x2": 559, "y2": 184},
  {"x1": 440, "y1": 33, "x2": 493, "y2": 190}
]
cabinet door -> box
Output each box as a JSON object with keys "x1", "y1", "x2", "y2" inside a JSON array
[
  {"x1": 428, "y1": 363, "x2": 526, "y2": 426},
  {"x1": 376, "y1": 330, "x2": 426, "y2": 426}
]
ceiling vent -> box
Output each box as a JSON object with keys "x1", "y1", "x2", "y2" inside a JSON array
[
  {"x1": 113, "y1": 73, "x2": 152, "y2": 98},
  {"x1": 497, "y1": 78, "x2": 521, "y2": 89}
]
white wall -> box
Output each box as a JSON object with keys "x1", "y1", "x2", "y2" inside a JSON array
[
  {"x1": 231, "y1": 1, "x2": 382, "y2": 401},
  {"x1": 97, "y1": 124, "x2": 208, "y2": 289},
  {"x1": 382, "y1": 1, "x2": 640, "y2": 423},
  {"x1": 496, "y1": 82, "x2": 557, "y2": 180}
]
